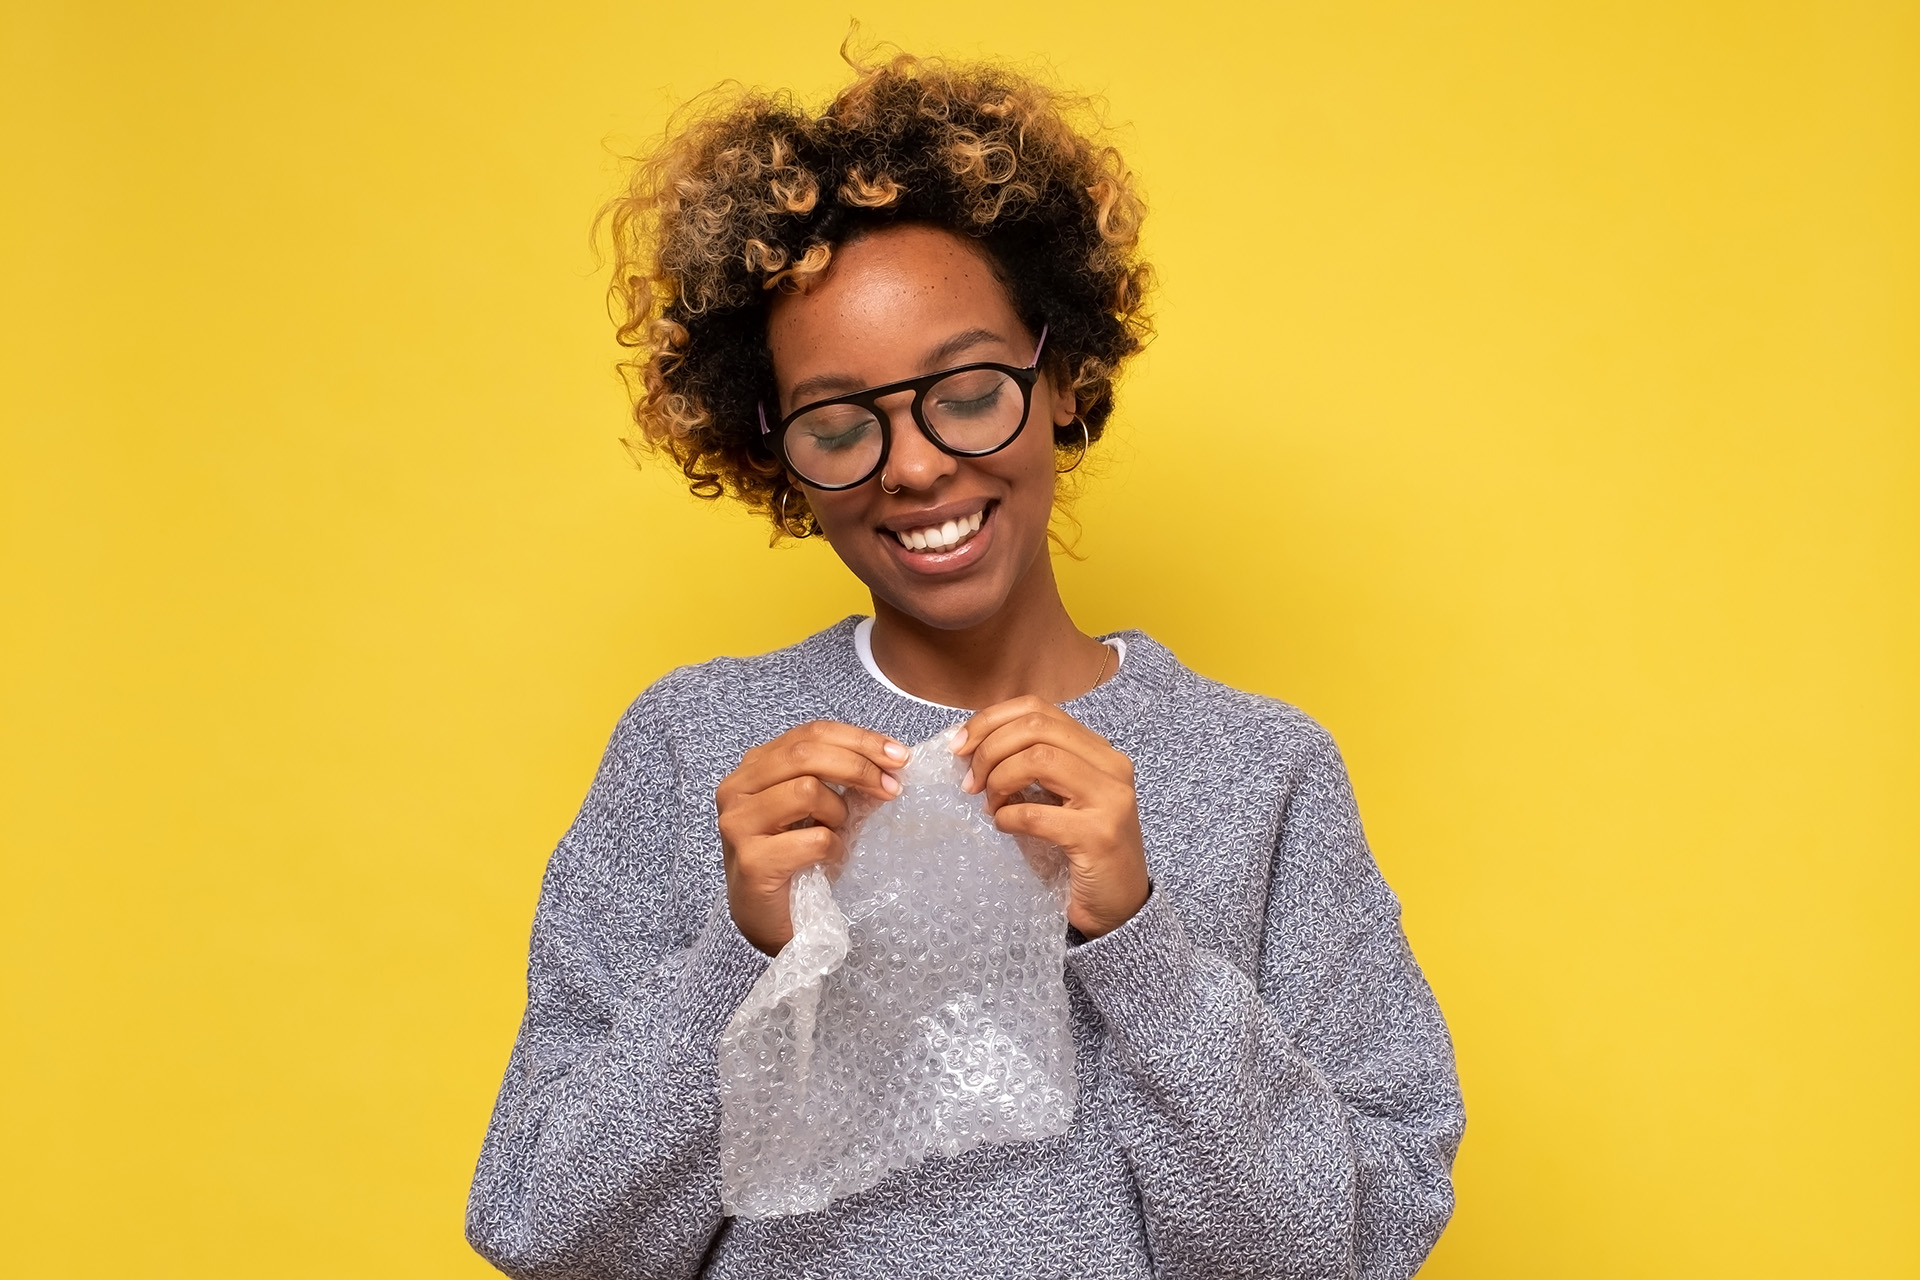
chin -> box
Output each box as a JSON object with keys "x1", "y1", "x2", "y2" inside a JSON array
[{"x1": 873, "y1": 576, "x2": 1017, "y2": 633}]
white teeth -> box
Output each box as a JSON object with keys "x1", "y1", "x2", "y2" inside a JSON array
[{"x1": 894, "y1": 509, "x2": 987, "y2": 552}]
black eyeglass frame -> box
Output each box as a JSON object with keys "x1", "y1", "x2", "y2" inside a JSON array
[{"x1": 758, "y1": 325, "x2": 1050, "y2": 492}]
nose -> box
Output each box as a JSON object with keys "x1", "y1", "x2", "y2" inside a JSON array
[{"x1": 876, "y1": 390, "x2": 956, "y2": 494}]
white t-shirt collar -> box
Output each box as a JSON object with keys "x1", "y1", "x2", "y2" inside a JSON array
[{"x1": 851, "y1": 615, "x2": 1126, "y2": 712}]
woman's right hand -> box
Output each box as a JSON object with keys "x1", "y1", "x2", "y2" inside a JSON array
[{"x1": 715, "y1": 721, "x2": 908, "y2": 955}]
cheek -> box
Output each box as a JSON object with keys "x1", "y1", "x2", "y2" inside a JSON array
[
  {"x1": 805, "y1": 491, "x2": 871, "y2": 542},
  {"x1": 1001, "y1": 429, "x2": 1060, "y2": 509}
]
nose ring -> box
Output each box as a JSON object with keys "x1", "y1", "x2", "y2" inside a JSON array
[{"x1": 880, "y1": 472, "x2": 902, "y2": 495}]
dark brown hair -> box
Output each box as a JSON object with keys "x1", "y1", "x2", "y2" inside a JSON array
[{"x1": 600, "y1": 49, "x2": 1153, "y2": 537}]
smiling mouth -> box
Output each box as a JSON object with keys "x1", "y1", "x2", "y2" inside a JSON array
[{"x1": 890, "y1": 506, "x2": 988, "y2": 553}]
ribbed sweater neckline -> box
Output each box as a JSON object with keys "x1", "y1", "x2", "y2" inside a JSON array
[{"x1": 800, "y1": 615, "x2": 1176, "y2": 747}]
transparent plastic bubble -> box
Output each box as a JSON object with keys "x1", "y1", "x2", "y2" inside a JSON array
[{"x1": 717, "y1": 727, "x2": 1076, "y2": 1219}]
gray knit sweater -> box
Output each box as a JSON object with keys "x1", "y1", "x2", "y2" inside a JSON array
[{"x1": 466, "y1": 618, "x2": 1462, "y2": 1279}]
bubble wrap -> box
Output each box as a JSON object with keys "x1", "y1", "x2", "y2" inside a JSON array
[{"x1": 717, "y1": 727, "x2": 1076, "y2": 1220}]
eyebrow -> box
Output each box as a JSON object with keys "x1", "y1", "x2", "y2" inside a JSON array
[{"x1": 784, "y1": 327, "x2": 1011, "y2": 409}]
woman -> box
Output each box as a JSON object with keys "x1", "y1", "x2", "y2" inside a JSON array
[{"x1": 467, "y1": 52, "x2": 1462, "y2": 1280}]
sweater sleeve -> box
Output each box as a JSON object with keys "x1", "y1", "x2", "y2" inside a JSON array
[
  {"x1": 1065, "y1": 727, "x2": 1463, "y2": 1280},
  {"x1": 465, "y1": 691, "x2": 769, "y2": 1279}
]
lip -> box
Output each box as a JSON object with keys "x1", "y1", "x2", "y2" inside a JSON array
[
  {"x1": 876, "y1": 496, "x2": 993, "y2": 534},
  {"x1": 879, "y1": 500, "x2": 998, "y2": 576}
]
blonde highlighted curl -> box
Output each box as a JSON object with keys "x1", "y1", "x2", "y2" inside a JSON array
[{"x1": 599, "y1": 49, "x2": 1154, "y2": 539}]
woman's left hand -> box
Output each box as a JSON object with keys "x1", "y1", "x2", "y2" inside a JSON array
[{"x1": 954, "y1": 697, "x2": 1150, "y2": 939}]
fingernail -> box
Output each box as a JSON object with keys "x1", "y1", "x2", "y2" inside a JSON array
[
  {"x1": 961, "y1": 768, "x2": 975, "y2": 792},
  {"x1": 948, "y1": 727, "x2": 968, "y2": 752},
  {"x1": 884, "y1": 740, "x2": 909, "y2": 762},
  {"x1": 882, "y1": 772, "x2": 901, "y2": 795}
]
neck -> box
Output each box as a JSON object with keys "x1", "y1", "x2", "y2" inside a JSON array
[{"x1": 868, "y1": 553, "x2": 1111, "y2": 709}]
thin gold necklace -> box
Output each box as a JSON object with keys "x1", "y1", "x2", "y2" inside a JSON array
[{"x1": 1085, "y1": 639, "x2": 1113, "y2": 698}]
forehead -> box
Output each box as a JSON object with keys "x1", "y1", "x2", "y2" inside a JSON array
[{"x1": 766, "y1": 225, "x2": 1020, "y2": 370}]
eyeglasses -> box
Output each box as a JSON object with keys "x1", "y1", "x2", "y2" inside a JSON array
[{"x1": 760, "y1": 326, "x2": 1048, "y2": 491}]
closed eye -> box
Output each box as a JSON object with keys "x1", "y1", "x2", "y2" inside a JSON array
[
  {"x1": 802, "y1": 415, "x2": 877, "y2": 453},
  {"x1": 931, "y1": 376, "x2": 1009, "y2": 419}
]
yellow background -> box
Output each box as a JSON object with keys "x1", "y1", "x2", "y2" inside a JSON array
[{"x1": 4, "y1": 1, "x2": 1915, "y2": 1275}]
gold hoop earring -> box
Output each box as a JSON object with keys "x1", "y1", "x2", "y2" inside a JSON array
[
  {"x1": 777, "y1": 487, "x2": 814, "y2": 539},
  {"x1": 880, "y1": 472, "x2": 902, "y2": 495},
  {"x1": 1056, "y1": 416, "x2": 1091, "y2": 474}
]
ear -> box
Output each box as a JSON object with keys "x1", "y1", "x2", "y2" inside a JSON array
[{"x1": 1047, "y1": 359, "x2": 1079, "y2": 428}]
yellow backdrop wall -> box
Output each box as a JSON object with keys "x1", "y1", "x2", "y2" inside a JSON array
[{"x1": 4, "y1": 2, "x2": 1915, "y2": 1276}]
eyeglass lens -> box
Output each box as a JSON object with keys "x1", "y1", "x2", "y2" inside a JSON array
[{"x1": 783, "y1": 368, "x2": 1027, "y2": 488}]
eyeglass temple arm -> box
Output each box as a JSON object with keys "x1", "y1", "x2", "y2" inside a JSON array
[{"x1": 759, "y1": 322, "x2": 1050, "y2": 437}]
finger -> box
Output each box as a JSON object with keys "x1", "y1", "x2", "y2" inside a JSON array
[
  {"x1": 963, "y1": 709, "x2": 1125, "y2": 797},
  {"x1": 727, "y1": 773, "x2": 851, "y2": 841},
  {"x1": 963, "y1": 698, "x2": 1117, "y2": 760},
  {"x1": 951, "y1": 695, "x2": 1056, "y2": 757},
  {"x1": 730, "y1": 734, "x2": 904, "y2": 802},
  {"x1": 735, "y1": 720, "x2": 907, "y2": 778},
  {"x1": 979, "y1": 742, "x2": 1114, "y2": 815},
  {"x1": 959, "y1": 702, "x2": 1069, "y2": 791},
  {"x1": 790, "y1": 719, "x2": 911, "y2": 767},
  {"x1": 742, "y1": 825, "x2": 849, "y2": 880},
  {"x1": 990, "y1": 799, "x2": 1087, "y2": 846}
]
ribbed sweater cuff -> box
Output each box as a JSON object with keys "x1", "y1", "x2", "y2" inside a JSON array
[
  {"x1": 672, "y1": 899, "x2": 772, "y2": 1050},
  {"x1": 1064, "y1": 885, "x2": 1206, "y2": 1054}
]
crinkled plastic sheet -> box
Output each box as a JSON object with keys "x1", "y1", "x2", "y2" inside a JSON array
[{"x1": 717, "y1": 727, "x2": 1076, "y2": 1219}]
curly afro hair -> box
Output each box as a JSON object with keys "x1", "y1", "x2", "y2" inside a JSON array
[{"x1": 599, "y1": 48, "x2": 1153, "y2": 538}]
